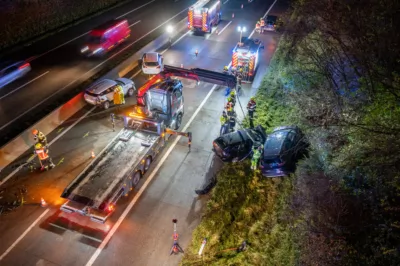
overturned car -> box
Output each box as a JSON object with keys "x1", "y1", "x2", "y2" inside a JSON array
[{"x1": 212, "y1": 125, "x2": 266, "y2": 162}]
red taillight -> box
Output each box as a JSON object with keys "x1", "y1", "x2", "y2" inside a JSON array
[
  {"x1": 107, "y1": 204, "x2": 115, "y2": 212},
  {"x1": 19, "y1": 63, "x2": 30, "y2": 70}
]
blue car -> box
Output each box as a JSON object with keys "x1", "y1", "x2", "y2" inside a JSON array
[
  {"x1": 0, "y1": 61, "x2": 31, "y2": 88},
  {"x1": 260, "y1": 126, "x2": 308, "y2": 177}
]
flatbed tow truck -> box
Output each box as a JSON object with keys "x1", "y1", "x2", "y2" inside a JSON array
[{"x1": 60, "y1": 65, "x2": 236, "y2": 223}]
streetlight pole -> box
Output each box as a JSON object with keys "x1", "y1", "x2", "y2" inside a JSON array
[
  {"x1": 166, "y1": 25, "x2": 173, "y2": 46},
  {"x1": 237, "y1": 26, "x2": 246, "y2": 43}
]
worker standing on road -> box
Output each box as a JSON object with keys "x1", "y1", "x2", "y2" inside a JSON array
[
  {"x1": 110, "y1": 113, "x2": 116, "y2": 131},
  {"x1": 251, "y1": 145, "x2": 262, "y2": 170},
  {"x1": 32, "y1": 129, "x2": 47, "y2": 146},
  {"x1": 247, "y1": 97, "x2": 257, "y2": 128},
  {"x1": 34, "y1": 143, "x2": 55, "y2": 171},
  {"x1": 228, "y1": 112, "x2": 236, "y2": 132},
  {"x1": 260, "y1": 18, "x2": 265, "y2": 33},
  {"x1": 227, "y1": 90, "x2": 236, "y2": 107},
  {"x1": 220, "y1": 111, "x2": 229, "y2": 136},
  {"x1": 195, "y1": 49, "x2": 199, "y2": 57},
  {"x1": 225, "y1": 101, "x2": 234, "y2": 116}
]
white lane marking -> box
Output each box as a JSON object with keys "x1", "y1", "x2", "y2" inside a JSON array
[
  {"x1": 85, "y1": 84, "x2": 218, "y2": 266},
  {"x1": 33, "y1": 0, "x2": 155, "y2": 61},
  {"x1": 217, "y1": 21, "x2": 232, "y2": 35},
  {"x1": 0, "y1": 71, "x2": 50, "y2": 101},
  {"x1": 160, "y1": 30, "x2": 190, "y2": 54},
  {"x1": 0, "y1": 106, "x2": 96, "y2": 187},
  {"x1": 0, "y1": 209, "x2": 50, "y2": 261},
  {"x1": 223, "y1": 0, "x2": 229, "y2": 4},
  {"x1": 0, "y1": 6, "x2": 190, "y2": 133},
  {"x1": 130, "y1": 69, "x2": 142, "y2": 78},
  {"x1": 129, "y1": 20, "x2": 141, "y2": 28},
  {"x1": 35, "y1": 31, "x2": 90, "y2": 60},
  {"x1": 116, "y1": 0, "x2": 156, "y2": 19}
]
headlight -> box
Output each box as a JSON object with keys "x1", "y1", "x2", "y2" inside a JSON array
[
  {"x1": 93, "y1": 48, "x2": 103, "y2": 54},
  {"x1": 81, "y1": 46, "x2": 89, "y2": 53}
]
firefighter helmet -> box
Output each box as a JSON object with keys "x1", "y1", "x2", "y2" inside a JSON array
[
  {"x1": 35, "y1": 143, "x2": 42, "y2": 149},
  {"x1": 32, "y1": 129, "x2": 39, "y2": 135},
  {"x1": 230, "y1": 90, "x2": 236, "y2": 96}
]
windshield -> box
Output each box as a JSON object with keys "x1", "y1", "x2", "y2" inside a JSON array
[
  {"x1": 85, "y1": 91, "x2": 99, "y2": 97},
  {"x1": 87, "y1": 35, "x2": 104, "y2": 44},
  {"x1": 144, "y1": 61, "x2": 159, "y2": 67}
]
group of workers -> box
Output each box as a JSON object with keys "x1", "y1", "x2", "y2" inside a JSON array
[
  {"x1": 32, "y1": 129, "x2": 55, "y2": 171},
  {"x1": 255, "y1": 17, "x2": 266, "y2": 33}
]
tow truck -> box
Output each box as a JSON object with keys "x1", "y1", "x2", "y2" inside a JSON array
[
  {"x1": 231, "y1": 37, "x2": 264, "y2": 82},
  {"x1": 60, "y1": 65, "x2": 236, "y2": 223},
  {"x1": 188, "y1": 0, "x2": 221, "y2": 33}
]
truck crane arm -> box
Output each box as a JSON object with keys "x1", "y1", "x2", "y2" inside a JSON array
[{"x1": 137, "y1": 64, "x2": 236, "y2": 105}]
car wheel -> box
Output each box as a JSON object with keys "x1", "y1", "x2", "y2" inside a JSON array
[
  {"x1": 103, "y1": 101, "x2": 110, "y2": 109},
  {"x1": 132, "y1": 171, "x2": 141, "y2": 186},
  {"x1": 127, "y1": 87, "x2": 135, "y2": 97},
  {"x1": 144, "y1": 156, "x2": 152, "y2": 172},
  {"x1": 174, "y1": 114, "x2": 182, "y2": 130}
]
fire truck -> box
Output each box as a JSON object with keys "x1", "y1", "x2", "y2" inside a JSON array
[
  {"x1": 231, "y1": 37, "x2": 264, "y2": 82},
  {"x1": 60, "y1": 65, "x2": 236, "y2": 223},
  {"x1": 188, "y1": 0, "x2": 221, "y2": 33}
]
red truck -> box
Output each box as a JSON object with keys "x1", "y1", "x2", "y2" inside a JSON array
[
  {"x1": 80, "y1": 19, "x2": 130, "y2": 56},
  {"x1": 188, "y1": 0, "x2": 221, "y2": 33}
]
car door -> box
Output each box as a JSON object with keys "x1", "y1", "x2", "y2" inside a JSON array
[{"x1": 104, "y1": 87, "x2": 114, "y2": 101}]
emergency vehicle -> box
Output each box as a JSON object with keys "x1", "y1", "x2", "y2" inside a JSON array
[
  {"x1": 188, "y1": 0, "x2": 221, "y2": 33},
  {"x1": 231, "y1": 37, "x2": 264, "y2": 82},
  {"x1": 60, "y1": 65, "x2": 236, "y2": 223},
  {"x1": 80, "y1": 19, "x2": 130, "y2": 56}
]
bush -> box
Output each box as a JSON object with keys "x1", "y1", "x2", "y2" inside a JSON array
[
  {"x1": 181, "y1": 163, "x2": 299, "y2": 266},
  {"x1": 0, "y1": 0, "x2": 127, "y2": 51}
]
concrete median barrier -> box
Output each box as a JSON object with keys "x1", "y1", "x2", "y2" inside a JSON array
[{"x1": 0, "y1": 18, "x2": 188, "y2": 179}]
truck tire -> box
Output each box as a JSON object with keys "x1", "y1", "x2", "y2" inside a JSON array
[
  {"x1": 132, "y1": 171, "x2": 141, "y2": 186},
  {"x1": 103, "y1": 101, "x2": 110, "y2": 109},
  {"x1": 127, "y1": 87, "x2": 135, "y2": 97},
  {"x1": 174, "y1": 114, "x2": 182, "y2": 130},
  {"x1": 144, "y1": 156, "x2": 152, "y2": 172}
]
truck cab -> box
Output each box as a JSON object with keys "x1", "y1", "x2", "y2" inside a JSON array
[{"x1": 142, "y1": 78, "x2": 184, "y2": 130}]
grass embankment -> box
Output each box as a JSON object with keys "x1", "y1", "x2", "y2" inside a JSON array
[
  {"x1": 181, "y1": 44, "x2": 299, "y2": 265},
  {"x1": 0, "y1": 0, "x2": 130, "y2": 52}
]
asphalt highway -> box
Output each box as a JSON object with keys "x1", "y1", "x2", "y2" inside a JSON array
[
  {"x1": 0, "y1": 0, "x2": 287, "y2": 265},
  {"x1": 0, "y1": 0, "x2": 198, "y2": 144}
]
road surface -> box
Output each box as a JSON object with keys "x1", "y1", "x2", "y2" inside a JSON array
[
  {"x1": 0, "y1": 0, "x2": 287, "y2": 265},
  {"x1": 0, "y1": 0, "x2": 198, "y2": 146}
]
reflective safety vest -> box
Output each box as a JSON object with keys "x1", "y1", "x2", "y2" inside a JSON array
[
  {"x1": 36, "y1": 148, "x2": 49, "y2": 161},
  {"x1": 225, "y1": 102, "x2": 233, "y2": 112},
  {"x1": 220, "y1": 115, "x2": 228, "y2": 125}
]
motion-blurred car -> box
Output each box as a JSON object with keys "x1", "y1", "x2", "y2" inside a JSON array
[
  {"x1": 265, "y1": 15, "x2": 278, "y2": 31},
  {"x1": 141, "y1": 52, "x2": 164, "y2": 75},
  {"x1": 0, "y1": 61, "x2": 31, "y2": 88},
  {"x1": 83, "y1": 78, "x2": 135, "y2": 109},
  {"x1": 80, "y1": 19, "x2": 130, "y2": 57},
  {"x1": 260, "y1": 126, "x2": 308, "y2": 177},
  {"x1": 213, "y1": 125, "x2": 266, "y2": 162}
]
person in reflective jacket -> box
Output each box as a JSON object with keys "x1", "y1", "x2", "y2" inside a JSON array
[
  {"x1": 251, "y1": 145, "x2": 262, "y2": 170},
  {"x1": 32, "y1": 129, "x2": 47, "y2": 146},
  {"x1": 34, "y1": 143, "x2": 55, "y2": 170}
]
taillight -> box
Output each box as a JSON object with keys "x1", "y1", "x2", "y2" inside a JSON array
[
  {"x1": 19, "y1": 63, "x2": 30, "y2": 70},
  {"x1": 107, "y1": 204, "x2": 115, "y2": 212}
]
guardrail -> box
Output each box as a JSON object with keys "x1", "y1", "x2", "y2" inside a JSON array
[{"x1": 0, "y1": 18, "x2": 188, "y2": 178}]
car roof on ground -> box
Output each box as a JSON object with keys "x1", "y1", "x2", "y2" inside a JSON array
[{"x1": 86, "y1": 79, "x2": 116, "y2": 94}]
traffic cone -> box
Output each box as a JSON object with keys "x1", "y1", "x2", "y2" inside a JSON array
[
  {"x1": 91, "y1": 151, "x2": 95, "y2": 158},
  {"x1": 241, "y1": 4, "x2": 243, "y2": 8},
  {"x1": 232, "y1": 13, "x2": 234, "y2": 19},
  {"x1": 41, "y1": 198, "x2": 47, "y2": 207}
]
